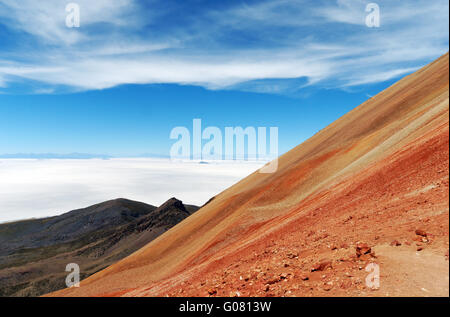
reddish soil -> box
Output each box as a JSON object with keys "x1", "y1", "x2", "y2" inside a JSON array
[
  {"x1": 142, "y1": 122, "x2": 449, "y2": 297},
  {"x1": 49, "y1": 53, "x2": 449, "y2": 298}
]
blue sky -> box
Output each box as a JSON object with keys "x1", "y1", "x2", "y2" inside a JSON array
[{"x1": 0, "y1": 0, "x2": 448, "y2": 157}]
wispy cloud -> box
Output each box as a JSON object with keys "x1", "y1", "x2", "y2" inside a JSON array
[
  {"x1": 342, "y1": 66, "x2": 420, "y2": 87},
  {"x1": 0, "y1": 0, "x2": 448, "y2": 94},
  {"x1": 315, "y1": 0, "x2": 368, "y2": 25},
  {"x1": 0, "y1": 0, "x2": 140, "y2": 44}
]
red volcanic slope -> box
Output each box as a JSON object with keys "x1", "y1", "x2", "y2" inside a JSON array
[{"x1": 50, "y1": 53, "x2": 449, "y2": 297}]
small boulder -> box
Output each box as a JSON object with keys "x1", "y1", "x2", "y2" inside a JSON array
[
  {"x1": 208, "y1": 289, "x2": 217, "y2": 296},
  {"x1": 356, "y1": 243, "x2": 371, "y2": 257},
  {"x1": 267, "y1": 277, "x2": 280, "y2": 285},
  {"x1": 358, "y1": 254, "x2": 373, "y2": 261},
  {"x1": 415, "y1": 229, "x2": 427, "y2": 237},
  {"x1": 299, "y1": 274, "x2": 309, "y2": 281},
  {"x1": 311, "y1": 260, "x2": 332, "y2": 272},
  {"x1": 323, "y1": 283, "x2": 333, "y2": 291},
  {"x1": 390, "y1": 240, "x2": 402, "y2": 246},
  {"x1": 340, "y1": 280, "x2": 352, "y2": 289}
]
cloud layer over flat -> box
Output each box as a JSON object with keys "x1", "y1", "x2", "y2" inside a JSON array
[{"x1": 0, "y1": 158, "x2": 264, "y2": 222}]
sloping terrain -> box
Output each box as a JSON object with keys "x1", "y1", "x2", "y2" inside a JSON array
[
  {"x1": 51, "y1": 53, "x2": 449, "y2": 297},
  {"x1": 0, "y1": 198, "x2": 157, "y2": 255},
  {"x1": 0, "y1": 198, "x2": 198, "y2": 296}
]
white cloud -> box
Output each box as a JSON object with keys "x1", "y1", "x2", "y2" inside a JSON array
[
  {"x1": 316, "y1": 0, "x2": 368, "y2": 25},
  {"x1": 0, "y1": 158, "x2": 265, "y2": 223},
  {"x1": 0, "y1": 0, "x2": 448, "y2": 93},
  {"x1": 0, "y1": 0, "x2": 139, "y2": 44},
  {"x1": 0, "y1": 53, "x2": 334, "y2": 90},
  {"x1": 342, "y1": 66, "x2": 420, "y2": 87}
]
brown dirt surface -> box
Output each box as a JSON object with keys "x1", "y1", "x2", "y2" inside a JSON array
[{"x1": 48, "y1": 53, "x2": 449, "y2": 297}]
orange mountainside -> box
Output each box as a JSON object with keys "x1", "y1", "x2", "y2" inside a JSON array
[{"x1": 51, "y1": 53, "x2": 449, "y2": 297}]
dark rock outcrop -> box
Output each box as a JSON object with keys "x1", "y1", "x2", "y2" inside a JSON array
[{"x1": 0, "y1": 197, "x2": 199, "y2": 297}]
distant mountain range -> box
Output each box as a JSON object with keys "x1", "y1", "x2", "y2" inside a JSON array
[
  {"x1": 0, "y1": 197, "x2": 198, "y2": 296},
  {"x1": 0, "y1": 153, "x2": 114, "y2": 159},
  {"x1": 0, "y1": 153, "x2": 171, "y2": 159}
]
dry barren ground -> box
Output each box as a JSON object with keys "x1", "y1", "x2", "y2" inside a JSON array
[{"x1": 49, "y1": 53, "x2": 449, "y2": 298}]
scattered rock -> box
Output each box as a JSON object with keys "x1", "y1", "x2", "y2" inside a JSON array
[
  {"x1": 343, "y1": 216, "x2": 353, "y2": 223},
  {"x1": 415, "y1": 229, "x2": 427, "y2": 237},
  {"x1": 359, "y1": 254, "x2": 374, "y2": 261},
  {"x1": 311, "y1": 260, "x2": 332, "y2": 272},
  {"x1": 340, "y1": 280, "x2": 352, "y2": 289},
  {"x1": 314, "y1": 233, "x2": 329, "y2": 242},
  {"x1": 299, "y1": 274, "x2": 309, "y2": 281},
  {"x1": 323, "y1": 283, "x2": 333, "y2": 291},
  {"x1": 417, "y1": 246, "x2": 424, "y2": 251},
  {"x1": 208, "y1": 289, "x2": 217, "y2": 295},
  {"x1": 267, "y1": 277, "x2": 280, "y2": 285},
  {"x1": 390, "y1": 240, "x2": 402, "y2": 246},
  {"x1": 356, "y1": 243, "x2": 372, "y2": 257},
  {"x1": 340, "y1": 243, "x2": 349, "y2": 249}
]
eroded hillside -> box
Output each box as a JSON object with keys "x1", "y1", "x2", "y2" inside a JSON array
[{"x1": 50, "y1": 53, "x2": 449, "y2": 297}]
